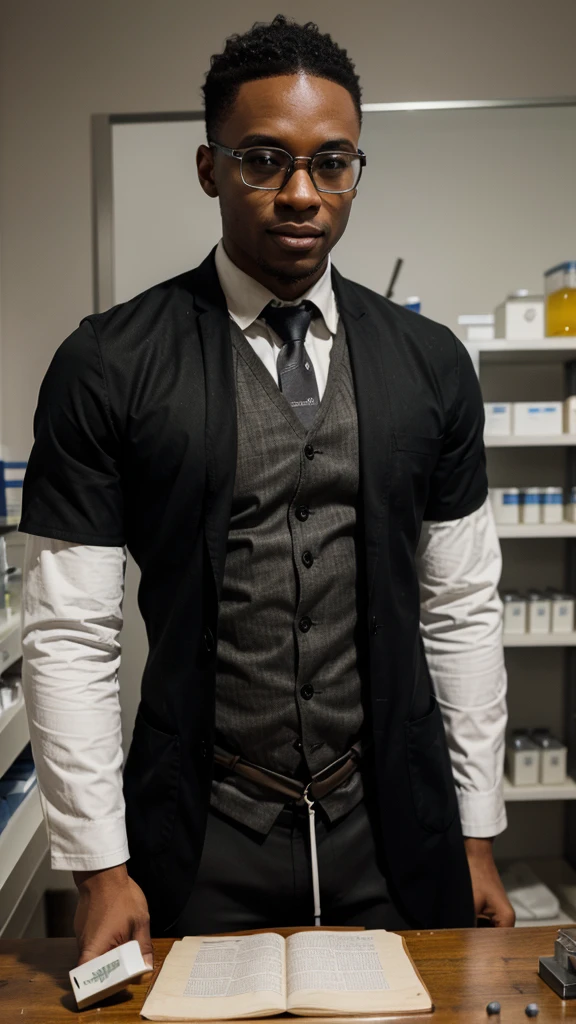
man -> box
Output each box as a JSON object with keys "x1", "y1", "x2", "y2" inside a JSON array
[{"x1": 20, "y1": 14, "x2": 514, "y2": 967}]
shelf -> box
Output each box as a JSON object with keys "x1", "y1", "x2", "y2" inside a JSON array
[
  {"x1": 486, "y1": 434, "x2": 576, "y2": 447},
  {"x1": 0, "y1": 695, "x2": 29, "y2": 779},
  {"x1": 504, "y1": 777, "x2": 576, "y2": 801},
  {"x1": 466, "y1": 338, "x2": 576, "y2": 365},
  {"x1": 504, "y1": 632, "x2": 576, "y2": 647},
  {"x1": 497, "y1": 522, "x2": 576, "y2": 538},
  {"x1": 0, "y1": 786, "x2": 44, "y2": 891}
]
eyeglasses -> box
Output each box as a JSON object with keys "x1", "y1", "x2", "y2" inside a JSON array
[{"x1": 209, "y1": 141, "x2": 366, "y2": 194}]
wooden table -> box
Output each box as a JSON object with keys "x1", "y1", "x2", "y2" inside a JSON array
[{"x1": 0, "y1": 927, "x2": 572, "y2": 1023}]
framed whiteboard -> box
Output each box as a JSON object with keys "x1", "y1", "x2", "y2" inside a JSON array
[{"x1": 93, "y1": 97, "x2": 576, "y2": 334}]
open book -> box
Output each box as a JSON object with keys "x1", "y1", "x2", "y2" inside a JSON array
[{"x1": 141, "y1": 930, "x2": 432, "y2": 1020}]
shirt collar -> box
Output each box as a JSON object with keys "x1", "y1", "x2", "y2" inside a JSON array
[{"x1": 214, "y1": 238, "x2": 338, "y2": 335}]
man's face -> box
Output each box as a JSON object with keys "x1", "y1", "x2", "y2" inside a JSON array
[{"x1": 197, "y1": 73, "x2": 361, "y2": 297}]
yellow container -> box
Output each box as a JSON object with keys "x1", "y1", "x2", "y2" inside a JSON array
[{"x1": 545, "y1": 261, "x2": 576, "y2": 336}]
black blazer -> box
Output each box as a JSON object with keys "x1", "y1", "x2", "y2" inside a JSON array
[{"x1": 22, "y1": 247, "x2": 487, "y2": 931}]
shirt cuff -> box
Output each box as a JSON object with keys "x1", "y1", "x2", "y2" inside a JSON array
[
  {"x1": 456, "y1": 784, "x2": 507, "y2": 839},
  {"x1": 41, "y1": 791, "x2": 130, "y2": 871}
]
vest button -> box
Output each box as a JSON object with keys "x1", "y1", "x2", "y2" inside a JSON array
[
  {"x1": 300, "y1": 684, "x2": 314, "y2": 700},
  {"x1": 304, "y1": 444, "x2": 315, "y2": 460},
  {"x1": 203, "y1": 627, "x2": 215, "y2": 653},
  {"x1": 299, "y1": 616, "x2": 312, "y2": 633},
  {"x1": 296, "y1": 505, "x2": 310, "y2": 522},
  {"x1": 302, "y1": 550, "x2": 314, "y2": 568}
]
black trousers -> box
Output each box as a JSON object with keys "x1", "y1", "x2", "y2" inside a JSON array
[{"x1": 172, "y1": 798, "x2": 410, "y2": 935}]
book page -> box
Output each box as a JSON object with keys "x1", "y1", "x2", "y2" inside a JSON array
[
  {"x1": 141, "y1": 934, "x2": 287, "y2": 1021},
  {"x1": 286, "y1": 930, "x2": 432, "y2": 1015}
]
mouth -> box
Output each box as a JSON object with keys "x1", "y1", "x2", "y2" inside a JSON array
[{"x1": 267, "y1": 226, "x2": 325, "y2": 253}]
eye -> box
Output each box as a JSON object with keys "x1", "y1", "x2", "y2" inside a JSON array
[
  {"x1": 316, "y1": 154, "x2": 350, "y2": 172},
  {"x1": 244, "y1": 149, "x2": 285, "y2": 168}
]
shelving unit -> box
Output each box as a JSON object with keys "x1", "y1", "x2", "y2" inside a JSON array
[
  {"x1": 0, "y1": 695, "x2": 29, "y2": 780},
  {"x1": 468, "y1": 337, "x2": 576, "y2": 873},
  {"x1": 0, "y1": 788, "x2": 44, "y2": 892},
  {"x1": 0, "y1": 554, "x2": 48, "y2": 937}
]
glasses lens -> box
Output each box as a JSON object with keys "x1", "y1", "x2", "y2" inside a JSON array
[
  {"x1": 311, "y1": 152, "x2": 361, "y2": 192},
  {"x1": 241, "y1": 148, "x2": 291, "y2": 188}
]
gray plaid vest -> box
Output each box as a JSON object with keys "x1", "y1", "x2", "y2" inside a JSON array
[{"x1": 211, "y1": 315, "x2": 365, "y2": 832}]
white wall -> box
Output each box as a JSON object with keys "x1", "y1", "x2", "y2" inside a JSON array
[{"x1": 2, "y1": 0, "x2": 576, "y2": 457}]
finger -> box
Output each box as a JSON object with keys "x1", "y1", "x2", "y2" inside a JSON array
[
  {"x1": 486, "y1": 897, "x2": 515, "y2": 928},
  {"x1": 133, "y1": 915, "x2": 154, "y2": 970},
  {"x1": 77, "y1": 938, "x2": 113, "y2": 966},
  {"x1": 494, "y1": 906, "x2": 516, "y2": 928}
]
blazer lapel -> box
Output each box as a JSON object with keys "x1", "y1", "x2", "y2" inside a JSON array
[
  {"x1": 331, "y1": 267, "x2": 393, "y2": 608},
  {"x1": 185, "y1": 249, "x2": 237, "y2": 598}
]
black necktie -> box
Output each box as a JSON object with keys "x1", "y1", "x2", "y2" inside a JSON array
[{"x1": 261, "y1": 300, "x2": 320, "y2": 429}]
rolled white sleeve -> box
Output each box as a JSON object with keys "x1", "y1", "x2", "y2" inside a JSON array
[
  {"x1": 416, "y1": 498, "x2": 508, "y2": 838},
  {"x1": 21, "y1": 535, "x2": 129, "y2": 870}
]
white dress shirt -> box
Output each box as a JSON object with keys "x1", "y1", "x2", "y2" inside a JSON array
[{"x1": 21, "y1": 240, "x2": 507, "y2": 871}]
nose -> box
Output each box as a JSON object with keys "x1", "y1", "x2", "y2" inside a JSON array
[{"x1": 275, "y1": 164, "x2": 321, "y2": 211}]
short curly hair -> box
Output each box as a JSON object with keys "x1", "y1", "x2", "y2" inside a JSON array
[{"x1": 202, "y1": 14, "x2": 362, "y2": 140}]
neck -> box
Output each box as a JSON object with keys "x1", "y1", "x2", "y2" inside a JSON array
[{"x1": 222, "y1": 237, "x2": 328, "y2": 300}]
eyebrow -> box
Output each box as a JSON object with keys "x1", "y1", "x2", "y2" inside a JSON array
[{"x1": 235, "y1": 134, "x2": 357, "y2": 152}]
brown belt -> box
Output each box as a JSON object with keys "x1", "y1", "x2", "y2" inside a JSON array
[{"x1": 213, "y1": 742, "x2": 363, "y2": 804}]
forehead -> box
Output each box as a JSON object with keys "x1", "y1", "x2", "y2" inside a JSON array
[{"x1": 221, "y1": 73, "x2": 360, "y2": 150}]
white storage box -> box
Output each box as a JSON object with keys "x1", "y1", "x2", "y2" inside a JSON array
[
  {"x1": 502, "y1": 592, "x2": 526, "y2": 634},
  {"x1": 551, "y1": 593, "x2": 575, "y2": 633},
  {"x1": 489, "y1": 488, "x2": 520, "y2": 525},
  {"x1": 506, "y1": 735, "x2": 540, "y2": 786},
  {"x1": 527, "y1": 592, "x2": 551, "y2": 633},
  {"x1": 521, "y1": 487, "x2": 541, "y2": 525},
  {"x1": 484, "y1": 402, "x2": 512, "y2": 436},
  {"x1": 531, "y1": 732, "x2": 568, "y2": 786},
  {"x1": 458, "y1": 314, "x2": 495, "y2": 341},
  {"x1": 542, "y1": 486, "x2": 564, "y2": 524},
  {"x1": 494, "y1": 292, "x2": 545, "y2": 340},
  {"x1": 512, "y1": 402, "x2": 563, "y2": 435},
  {"x1": 564, "y1": 396, "x2": 576, "y2": 434}
]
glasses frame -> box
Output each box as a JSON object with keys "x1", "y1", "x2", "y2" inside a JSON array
[{"x1": 208, "y1": 140, "x2": 366, "y2": 194}]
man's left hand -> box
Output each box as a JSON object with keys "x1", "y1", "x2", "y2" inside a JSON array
[{"x1": 464, "y1": 837, "x2": 515, "y2": 927}]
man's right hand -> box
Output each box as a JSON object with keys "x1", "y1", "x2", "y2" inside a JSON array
[{"x1": 73, "y1": 863, "x2": 154, "y2": 968}]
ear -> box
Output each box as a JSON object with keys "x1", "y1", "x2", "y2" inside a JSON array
[{"x1": 197, "y1": 144, "x2": 219, "y2": 198}]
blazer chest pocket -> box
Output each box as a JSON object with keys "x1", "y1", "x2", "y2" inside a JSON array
[
  {"x1": 394, "y1": 433, "x2": 444, "y2": 457},
  {"x1": 405, "y1": 695, "x2": 458, "y2": 833}
]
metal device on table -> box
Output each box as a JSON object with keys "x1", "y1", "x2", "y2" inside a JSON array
[{"x1": 539, "y1": 927, "x2": 576, "y2": 998}]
